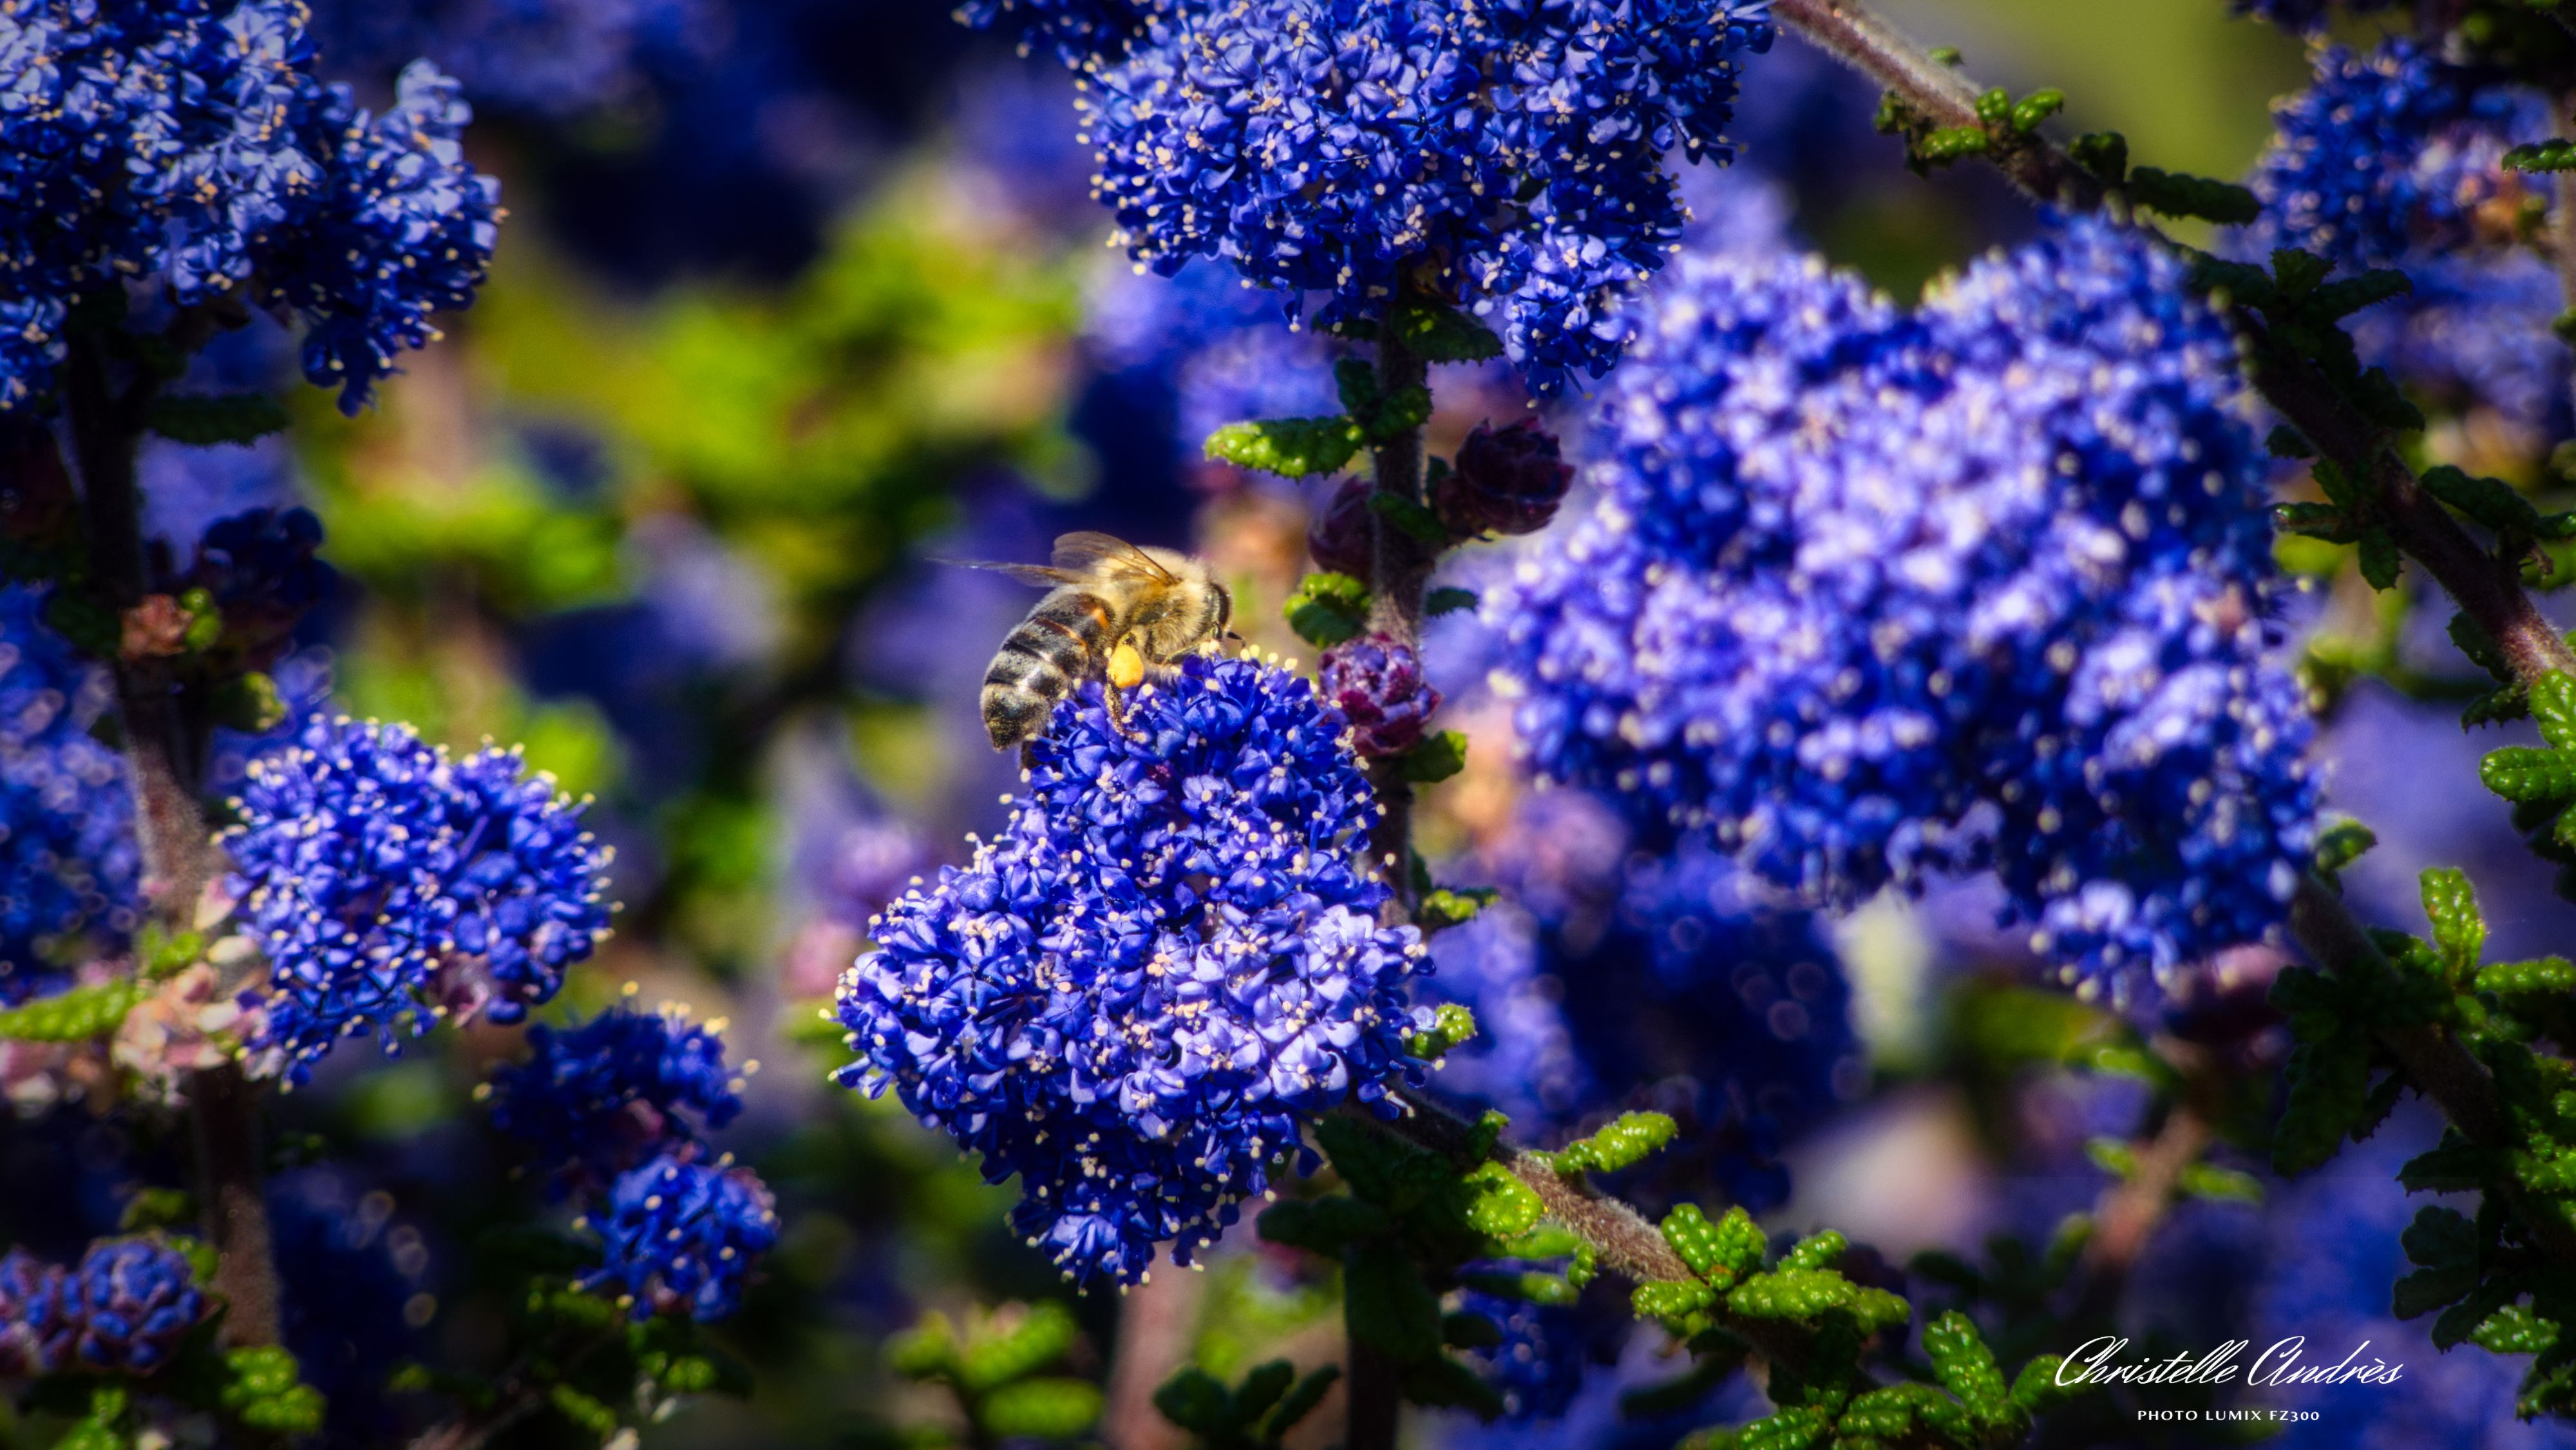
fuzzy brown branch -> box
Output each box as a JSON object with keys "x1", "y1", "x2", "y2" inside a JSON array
[{"x1": 59, "y1": 329, "x2": 281, "y2": 1349}]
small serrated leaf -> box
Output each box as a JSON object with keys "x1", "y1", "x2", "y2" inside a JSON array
[
  {"x1": 2482, "y1": 746, "x2": 2576, "y2": 803},
  {"x1": 2316, "y1": 821, "x2": 2378, "y2": 875},
  {"x1": 1367, "y1": 490, "x2": 1451, "y2": 547},
  {"x1": 1394, "y1": 729, "x2": 1468, "y2": 784},
  {"x1": 1426, "y1": 586, "x2": 1477, "y2": 617},
  {"x1": 2357, "y1": 528, "x2": 2403, "y2": 589},
  {"x1": 1386, "y1": 300, "x2": 1505, "y2": 365},
  {"x1": 2506, "y1": 139, "x2": 2576, "y2": 173},
  {"x1": 1205, "y1": 417, "x2": 1363, "y2": 478},
  {"x1": 2420, "y1": 868, "x2": 2486, "y2": 981},
  {"x1": 1282, "y1": 571, "x2": 1370, "y2": 649},
  {"x1": 2128, "y1": 167, "x2": 2260, "y2": 225}
]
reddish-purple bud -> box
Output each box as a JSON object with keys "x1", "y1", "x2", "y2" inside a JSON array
[
  {"x1": 1307, "y1": 474, "x2": 1375, "y2": 578},
  {"x1": 1321, "y1": 633, "x2": 1442, "y2": 758},
  {"x1": 1430, "y1": 419, "x2": 1573, "y2": 537}
]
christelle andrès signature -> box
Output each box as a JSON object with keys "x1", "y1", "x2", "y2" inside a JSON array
[{"x1": 2055, "y1": 1337, "x2": 2408, "y2": 1389}]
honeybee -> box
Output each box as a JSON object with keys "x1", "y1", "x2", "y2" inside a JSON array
[{"x1": 949, "y1": 531, "x2": 1237, "y2": 752}]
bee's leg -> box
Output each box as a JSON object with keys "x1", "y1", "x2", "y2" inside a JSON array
[
  {"x1": 1018, "y1": 741, "x2": 1039, "y2": 772},
  {"x1": 1104, "y1": 639, "x2": 1147, "y2": 738}
]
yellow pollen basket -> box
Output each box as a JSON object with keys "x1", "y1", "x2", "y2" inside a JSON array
[{"x1": 1108, "y1": 640, "x2": 1147, "y2": 691}]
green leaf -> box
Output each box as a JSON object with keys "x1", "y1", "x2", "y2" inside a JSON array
[
  {"x1": 2274, "y1": 501, "x2": 2354, "y2": 541},
  {"x1": 1915, "y1": 125, "x2": 1991, "y2": 164},
  {"x1": 981, "y1": 1377, "x2": 1104, "y2": 1439},
  {"x1": 1394, "y1": 730, "x2": 1468, "y2": 785},
  {"x1": 886, "y1": 1315, "x2": 960, "y2": 1380},
  {"x1": 1417, "y1": 887, "x2": 1497, "y2": 933},
  {"x1": 221, "y1": 1346, "x2": 327, "y2": 1435},
  {"x1": 1974, "y1": 87, "x2": 2011, "y2": 128},
  {"x1": 1461, "y1": 1162, "x2": 1545, "y2": 1239},
  {"x1": 1205, "y1": 417, "x2": 1363, "y2": 478},
  {"x1": 2316, "y1": 821, "x2": 2378, "y2": 876},
  {"x1": 2177, "y1": 1161, "x2": 2264, "y2": 1203},
  {"x1": 2309, "y1": 269, "x2": 2414, "y2": 321},
  {"x1": 1727, "y1": 1267, "x2": 1862, "y2": 1320},
  {"x1": 2478, "y1": 956, "x2": 2576, "y2": 995},
  {"x1": 1407, "y1": 1002, "x2": 1481, "y2": 1060},
  {"x1": 2009, "y1": 88, "x2": 2065, "y2": 133},
  {"x1": 1260, "y1": 1365, "x2": 1340, "y2": 1444},
  {"x1": 1551, "y1": 1111, "x2": 1678, "y2": 1174},
  {"x1": 2070, "y1": 131, "x2": 2128, "y2": 185},
  {"x1": 147, "y1": 393, "x2": 289, "y2": 446},
  {"x1": 2471, "y1": 1302, "x2": 2562, "y2": 1356},
  {"x1": 1662, "y1": 1203, "x2": 1766, "y2": 1286},
  {"x1": 1426, "y1": 586, "x2": 1478, "y2": 617},
  {"x1": 2482, "y1": 747, "x2": 2576, "y2": 803},
  {"x1": 1233, "y1": 1360, "x2": 1296, "y2": 1424},
  {"x1": 2357, "y1": 527, "x2": 2403, "y2": 589},
  {"x1": 1256, "y1": 1196, "x2": 1392, "y2": 1255},
  {"x1": 1367, "y1": 490, "x2": 1452, "y2": 547},
  {"x1": 2273, "y1": 1028, "x2": 2373, "y2": 1174},
  {"x1": 1151, "y1": 1367, "x2": 1235, "y2": 1436},
  {"x1": 0, "y1": 980, "x2": 143, "y2": 1042},
  {"x1": 2271, "y1": 248, "x2": 2334, "y2": 298},
  {"x1": 1386, "y1": 299, "x2": 1505, "y2": 365},
  {"x1": 2128, "y1": 167, "x2": 2260, "y2": 225},
  {"x1": 120, "y1": 1187, "x2": 196, "y2": 1232},
  {"x1": 1924, "y1": 1312, "x2": 2011, "y2": 1421},
  {"x1": 2421, "y1": 465, "x2": 2543, "y2": 535},
  {"x1": 1282, "y1": 571, "x2": 1370, "y2": 649},
  {"x1": 1344, "y1": 1239, "x2": 1443, "y2": 1360},
  {"x1": 1782, "y1": 1230, "x2": 1847, "y2": 1272},
  {"x1": 2085, "y1": 1138, "x2": 2138, "y2": 1179},
  {"x1": 2009, "y1": 1356, "x2": 2083, "y2": 1414},
  {"x1": 1398, "y1": 1353, "x2": 1506, "y2": 1417},
  {"x1": 2506, "y1": 139, "x2": 2576, "y2": 172},
  {"x1": 1631, "y1": 1279, "x2": 1718, "y2": 1321},
  {"x1": 2532, "y1": 672, "x2": 2576, "y2": 750},
  {"x1": 2421, "y1": 868, "x2": 2486, "y2": 982},
  {"x1": 960, "y1": 1301, "x2": 1077, "y2": 1389},
  {"x1": 547, "y1": 1384, "x2": 620, "y2": 1439}
]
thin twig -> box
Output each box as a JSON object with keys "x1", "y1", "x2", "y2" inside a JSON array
[{"x1": 59, "y1": 328, "x2": 281, "y2": 1348}]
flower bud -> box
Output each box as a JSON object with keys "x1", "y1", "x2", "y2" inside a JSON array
[
  {"x1": 1431, "y1": 419, "x2": 1573, "y2": 537},
  {"x1": 1321, "y1": 633, "x2": 1442, "y2": 757},
  {"x1": 1306, "y1": 474, "x2": 1375, "y2": 578}
]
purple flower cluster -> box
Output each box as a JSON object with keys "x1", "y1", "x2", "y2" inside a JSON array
[
  {"x1": 1492, "y1": 220, "x2": 2319, "y2": 1001},
  {"x1": 1427, "y1": 794, "x2": 1861, "y2": 1212},
  {"x1": 484, "y1": 1004, "x2": 775, "y2": 1321},
  {"x1": 833, "y1": 653, "x2": 1431, "y2": 1284},
  {"x1": 1432, "y1": 420, "x2": 1575, "y2": 539},
  {"x1": 487, "y1": 1002, "x2": 746, "y2": 1192},
  {"x1": 0, "y1": 3, "x2": 500, "y2": 414},
  {"x1": 223, "y1": 716, "x2": 614, "y2": 1078},
  {"x1": 310, "y1": 0, "x2": 715, "y2": 119},
  {"x1": 0, "y1": 1239, "x2": 206, "y2": 1377},
  {"x1": 582, "y1": 1152, "x2": 779, "y2": 1322},
  {"x1": 1321, "y1": 633, "x2": 1441, "y2": 758},
  {"x1": 2248, "y1": 39, "x2": 2544, "y2": 276},
  {"x1": 0, "y1": 586, "x2": 141, "y2": 1004},
  {"x1": 2244, "y1": 39, "x2": 2568, "y2": 448},
  {"x1": 1073, "y1": 0, "x2": 1774, "y2": 392}
]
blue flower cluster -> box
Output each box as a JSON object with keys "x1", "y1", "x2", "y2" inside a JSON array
[
  {"x1": 0, "y1": 586, "x2": 141, "y2": 1005},
  {"x1": 0, "y1": 3, "x2": 500, "y2": 413},
  {"x1": 834, "y1": 653, "x2": 1432, "y2": 1285},
  {"x1": 1428, "y1": 793, "x2": 1861, "y2": 1211},
  {"x1": 310, "y1": 0, "x2": 714, "y2": 119},
  {"x1": 1072, "y1": 0, "x2": 1774, "y2": 392},
  {"x1": 0, "y1": 1239, "x2": 206, "y2": 1377},
  {"x1": 2244, "y1": 40, "x2": 2568, "y2": 449},
  {"x1": 480, "y1": 1002, "x2": 775, "y2": 1321},
  {"x1": 163, "y1": 506, "x2": 338, "y2": 671},
  {"x1": 487, "y1": 1002, "x2": 746, "y2": 1190},
  {"x1": 224, "y1": 716, "x2": 614, "y2": 1078},
  {"x1": 2230, "y1": 0, "x2": 2398, "y2": 30},
  {"x1": 2247, "y1": 39, "x2": 2544, "y2": 276},
  {"x1": 582, "y1": 1150, "x2": 779, "y2": 1322},
  {"x1": 1491, "y1": 220, "x2": 2319, "y2": 1002},
  {"x1": 1457, "y1": 1288, "x2": 1589, "y2": 1422}
]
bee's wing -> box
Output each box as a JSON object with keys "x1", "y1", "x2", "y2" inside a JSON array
[
  {"x1": 932, "y1": 557, "x2": 1085, "y2": 588},
  {"x1": 1051, "y1": 531, "x2": 1177, "y2": 582}
]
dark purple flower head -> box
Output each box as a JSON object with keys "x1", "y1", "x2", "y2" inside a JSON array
[
  {"x1": 1321, "y1": 633, "x2": 1443, "y2": 758},
  {"x1": 1307, "y1": 475, "x2": 1378, "y2": 579},
  {"x1": 0, "y1": 1250, "x2": 73, "y2": 1377},
  {"x1": 65, "y1": 1239, "x2": 206, "y2": 1375},
  {"x1": 582, "y1": 1152, "x2": 779, "y2": 1322},
  {"x1": 1434, "y1": 420, "x2": 1574, "y2": 539},
  {"x1": 833, "y1": 654, "x2": 1430, "y2": 1285},
  {"x1": 488, "y1": 1004, "x2": 747, "y2": 1193}
]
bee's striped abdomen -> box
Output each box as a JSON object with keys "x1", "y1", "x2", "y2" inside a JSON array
[{"x1": 980, "y1": 588, "x2": 1120, "y2": 749}]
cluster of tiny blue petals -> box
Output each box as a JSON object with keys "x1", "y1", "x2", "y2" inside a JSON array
[
  {"x1": 488, "y1": 1004, "x2": 745, "y2": 1191},
  {"x1": 2247, "y1": 39, "x2": 2545, "y2": 276},
  {"x1": 582, "y1": 1150, "x2": 779, "y2": 1322},
  {"x1": 1457, "y1": 1288, "x2": 1587, "y2": 1421},
  {"x1": 1079, "y1": 0, "x2": 1774, "y2": 393},
  {"x1": 834, "y1": 653, "x2": 1432, "y2": 1285},
  {"x1": 960, "y1": 0, "x2": 1151, "y2": 68},
  {"x1": 256, "y1": 61, "x2": 503, "y2": 413},
  {"x1": 1492, "y1": 219, "x2": 2320, "y2": 1002},
  {"x1": 0, "y1": 586, "x2": 142, "y2": 1004},
  {"x1": 0, "y1": 3, "x2": 498, "y2": 412},
  {"x1": 311, "y1": 0, "x2": 715, "y2": 119},
  {"x1": 0, "y1": 1241, "x2": 205, "y2": 1376},
  {"x1": 2230, "y1": 0, "x2": 2397, "y2": 31},
  {"x1": 224, "y1": 715, "x2": 614, "y2": 1078}
]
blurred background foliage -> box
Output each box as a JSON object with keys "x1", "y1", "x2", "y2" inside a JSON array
[{"x1": 12, "y1": 1, "x2": 2570, "y2": 1447}]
